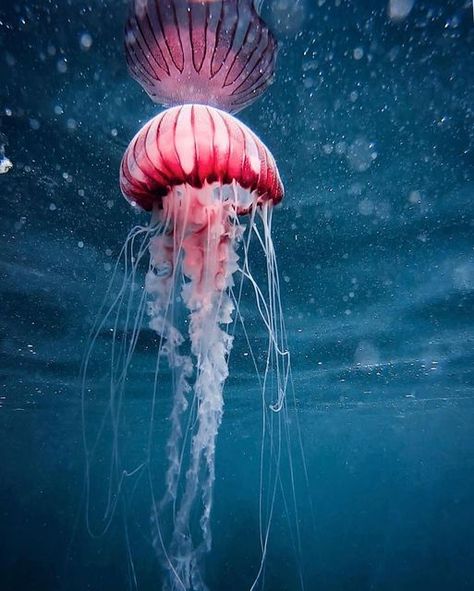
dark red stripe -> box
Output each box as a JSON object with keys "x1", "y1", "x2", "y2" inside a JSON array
[{"x1": 205, "y1": 106, "x2": 218, "y2": 185}]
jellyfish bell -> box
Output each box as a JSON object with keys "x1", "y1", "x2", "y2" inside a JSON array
[
  {"x1": 120, "y1": 103, "x2": 283, "y2": 312},
  {"x1": 125, "y1": 0, "x2": 277, "y2": 112},
  {"x1": 120, "y1": 103, "x2": 283, "y2": 211}
]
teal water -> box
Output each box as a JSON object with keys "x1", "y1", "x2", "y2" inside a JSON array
[{"x1": 1, "y1": 1, "x2": 474, "y2": 589}]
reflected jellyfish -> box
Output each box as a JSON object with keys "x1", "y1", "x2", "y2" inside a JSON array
[{"x1": 82, "y1": 1, "x2": 303, "y2": 590}]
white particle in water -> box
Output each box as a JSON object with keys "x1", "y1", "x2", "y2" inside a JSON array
[
  {"x1": 347, "y1": 138, "x2": 376, "y2": 172},
  {"x1": 80, "y1": 33, "x2": 93, "y2": 50},
  {"x1": 375, "y1": 200, "x2": 391, "y2": 220},
  {"x1": 388, "y1": 0, "x2": 415, "y2": 21},
  {"x1": 353, "y1": 47, "x2": 364, "y2": 60},
  {"x1": 57, "y1": 58, "x2": 68, "y2": 74},
  {"x1": 453, "y1": 262, "x2": 474, "y2": 291},
  {"x1": 348, "y1": 182, "x2": 364, "y2": 196},
  {"x1": 408, "y1": 190, "x2": 422, "y2": 204},
  {"x1": 5, "y1": 52, "x2": 16, "y2": 66},
  {"x1": 322, "y1": 143, "x2": 334, "y2": 155},
  {"x1": 354, "y1": 341, "x2": 380, "y2": 367},
  {"x1": 0, "y1": 156, "x2": 13, "y2": 174},
  {"x1": 358, "y1": 198, "x2": 374, "y2": 216},
  {"x1": 267, "y1": 0, "x2": 307, "y2": 36}
]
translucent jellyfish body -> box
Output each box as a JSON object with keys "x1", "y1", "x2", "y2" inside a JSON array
[
  {"x1": 82, "y1": 2, "x2": 303, "y2": 591},
  {"x1": 118, "y1": 103, "x2": 286, "y2": 589}
]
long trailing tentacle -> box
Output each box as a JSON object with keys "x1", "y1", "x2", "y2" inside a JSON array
[
  {"x1": 144, "y1": 185, "x2": 245, "y2": 590},
  {"x1": 232, "y1": 202, "x2": 309, "y2": 591},
  {"x1": 81, "y1": 220, "x2": 162, "y2": 539}
]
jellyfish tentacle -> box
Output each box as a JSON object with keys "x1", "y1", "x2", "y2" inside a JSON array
[
  {"x1": 125, "y1": 0, "x2": 278, "y2": 112},
  {"x1": 145, "y1": 185, "x2": 245, "y2": 590},
  {"x1": 147, "y1": 204, "x2": 198, "y2": 516}
]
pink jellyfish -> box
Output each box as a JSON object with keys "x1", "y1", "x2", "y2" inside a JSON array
[{"x1": 83, "y1": 2, "x2": 299, "y2": 590}]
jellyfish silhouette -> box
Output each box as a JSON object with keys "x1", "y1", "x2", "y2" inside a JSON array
[{"x1": 82, "y1": 2, "x2": 302, "y2": 590}]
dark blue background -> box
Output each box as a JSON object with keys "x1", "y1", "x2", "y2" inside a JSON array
[{"x1": 1, "y1": 0, "x2": 473, "y2": 589}]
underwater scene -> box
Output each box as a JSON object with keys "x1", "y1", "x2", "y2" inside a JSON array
[{"x1": 1, "y1": 0, "x2": 473, "y2": 590}]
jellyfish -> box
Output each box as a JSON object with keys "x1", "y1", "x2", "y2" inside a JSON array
[{"x1": 82, "y1": 2, "x2": 301, "y2": 590}]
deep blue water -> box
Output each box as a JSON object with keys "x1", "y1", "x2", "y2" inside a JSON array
[{"x1": 1, "y1": 0, "x2": 474, "y2": 590}]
